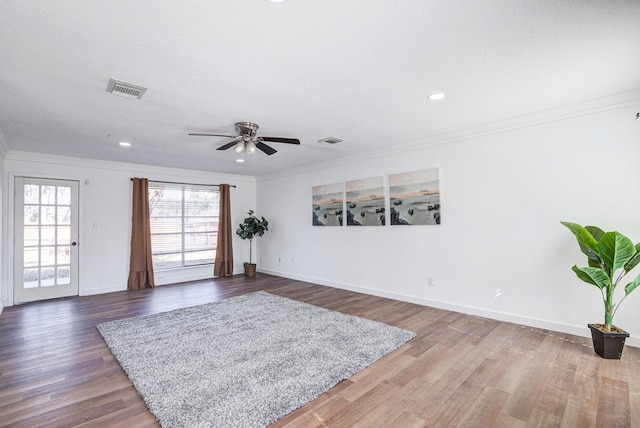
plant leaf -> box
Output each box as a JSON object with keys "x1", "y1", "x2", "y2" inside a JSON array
[
  {"x1": 598, "y1": 232, "x2": 635, "y2": 274},
  {"x1": 236, "y1": 211, "x2": 268, "y2": 241},
  {"x1": 585, "y1": 226, "x2": 605, "y2": 268},
  {"x1": 585, "y1": 226, "x2": 605, "y2": 241},
  {"x1": 625, "y1": 273, "x2": 640, "y2": 296},
  {"x1": 571, "y1": 265, "x2": 610, "y2": 290},
  {"x1": 623, "y1": 243, "x2": 640, "y2": 272},
  {"x1": 561, "y1": 222, "x2": 601, "y2": 264}
]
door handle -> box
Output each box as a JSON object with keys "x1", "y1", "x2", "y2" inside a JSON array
[{"x1": 71, "y1": 242, "x2": 77, "y2": 246}]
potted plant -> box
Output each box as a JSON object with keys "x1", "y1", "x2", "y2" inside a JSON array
[
  {"x1": 561, "y1": 221, "x2": 640, "y2": 359},
  {"x1": 236, "y1": 210, "x2": 269, "y2": 277}
]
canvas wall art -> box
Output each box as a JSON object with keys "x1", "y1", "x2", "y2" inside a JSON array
[
  {"x1": 312, "y1": 183, "x2": 344, "y2": 226},
  {"x1": 345, "y1": 177, "x2": 385, "y2": 226},
  {"x1": 389, "y1": 168, "x2": 441, "y2": 225}
]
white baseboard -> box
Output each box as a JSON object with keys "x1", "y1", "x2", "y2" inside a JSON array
[
  {"x1": 153, "y1": 266, "x2": 243, "y2": 286},
  {"x1": 82, "y1": 284, "x2": 127, "y2": 296},
  {"x1": 258, "y1": 268, "x2": 639, "y2": 349}
]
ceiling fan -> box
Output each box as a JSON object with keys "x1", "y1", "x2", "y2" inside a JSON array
[{"x1": 189, "y1": 122, "x2": 300, "y2": 156}]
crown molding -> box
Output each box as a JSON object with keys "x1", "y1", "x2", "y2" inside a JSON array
[
  {"x1": 4, "y1": 150, "x2": 256, "y2": 185},
  {"x1": 257, "y1": 89, "x2": 640, "y2": 183}
]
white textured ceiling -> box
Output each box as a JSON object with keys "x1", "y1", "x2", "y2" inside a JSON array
[{"x1": 1, "y1": 1, "x2": 639, "y2": 176}]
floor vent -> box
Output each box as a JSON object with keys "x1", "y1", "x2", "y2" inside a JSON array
[
  {"x1": 318, "y1": 136, "x2": 343, "y2": 144},
  {"x1": 107, "y1": 78, "x2": 147, "y2": 99}
]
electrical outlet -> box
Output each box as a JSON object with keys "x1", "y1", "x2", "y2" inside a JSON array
[
  {"x1": 278, "y1": 257, "x2": 281, "y2": 263},
  {"x1": 260, "y1": 257, "x2": 262, "y2": 263},
  {"x1": 427, "y1": 276, "x2": 435, "y2": 286},
  {"x1": 291, "y1": 256, "x2": 295, "y2": 263}
]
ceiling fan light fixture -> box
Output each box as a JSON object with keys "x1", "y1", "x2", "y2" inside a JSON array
[
  {"x1": 246, "y1": 140, "x2": 257, "y2": 155},
  {"x1": 234, "y1": 141, "x2": 245, "y2": 154}
]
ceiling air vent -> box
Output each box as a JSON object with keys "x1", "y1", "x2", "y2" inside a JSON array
[
  {"x1": 318, "y1": 136, "x2": 343, "y2": 145},
  {"x1": 106, "y1": 78, "x2": 147, "y2": 99}
]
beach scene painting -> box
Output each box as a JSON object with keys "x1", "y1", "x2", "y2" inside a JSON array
[
  {"x1": 389, "y1": 168, "x2": 441, "y2": 225},
  {"x1": 345, "y1": 177, "x2": 385, "y2": 226},
  {"x1": 312, "y1": 183, "x2": 344, "y2": 226}
]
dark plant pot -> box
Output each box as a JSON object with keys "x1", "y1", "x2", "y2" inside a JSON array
[
  {"x1": 588, "y1": 324, "x2": 629, "y2": 359},
  {"x1": 244, "y1": 263, "x2": 257, "y2": 278}
]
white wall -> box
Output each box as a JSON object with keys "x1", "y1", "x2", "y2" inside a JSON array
[
  {"x1": 1, "y1": 152, "x2": 257, "y2": 306},
  {"x1": 0, "y1": 155, "x2": 4, "y2": 314},
  {"x1": 256, "y1": 100, "x2": 640, "y2": 347}
]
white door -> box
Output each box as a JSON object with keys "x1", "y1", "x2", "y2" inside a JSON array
[{"x1": 14, "y1": 177, "x2": 79, "y2": 304}]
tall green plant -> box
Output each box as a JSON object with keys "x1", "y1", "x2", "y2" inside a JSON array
[
  {"x1": 236, "y1": 210, "x2": 268, "y2": 264},
  {"x1": 561, "y1": 221, "x2": 640, "y2": 332}
]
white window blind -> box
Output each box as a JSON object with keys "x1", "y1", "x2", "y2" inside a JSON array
[{"x1": 148, "y1": 181, "x2": 219, "y2": 271}]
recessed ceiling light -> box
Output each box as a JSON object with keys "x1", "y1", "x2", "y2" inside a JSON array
[
  {"x1": 119, "y1": 141, "x2": 131, "y2": 147},
  {"x1": 265, "y1": 0, "x2": 287, "y2": 3},
  {"x1": 428, "y1": 92, "x2": 446, "y2": 101},
  {"x1": 236, "y1": 158, "x2": 245, "y2": 163}
]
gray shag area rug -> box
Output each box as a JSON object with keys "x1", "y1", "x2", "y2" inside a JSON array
[{"x1": 97, "y1": 291, "x2": 415, "y2": 428}]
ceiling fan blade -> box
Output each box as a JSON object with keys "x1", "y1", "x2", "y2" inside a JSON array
[
  {"x1": 189, "y1": 133, "x2": 236, "y2": 138},
  {"x1": 256, "y1": 141, "x2": 277, "y2": 155},
  {"x1": 217, "y1": 137, "x2": 242, "y2": 151},
  {"x1": 261, "y1": 136, "x2": 301, "y2": 145}
]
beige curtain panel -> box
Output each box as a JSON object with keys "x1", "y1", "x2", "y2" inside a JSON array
[
  {"x1": 214, "y1": 183, "x2": 234, "y2": 277},
  {"x1": 128, "y1": 177, "x2": 155, "y2": 290}
]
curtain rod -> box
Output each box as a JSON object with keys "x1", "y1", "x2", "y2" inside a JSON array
[{"x1": 130, "y1": 178, "x2": 236, "y2": 188}]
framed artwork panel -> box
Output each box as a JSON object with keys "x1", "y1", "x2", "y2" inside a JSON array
[
  {"x1": 345, "y1": 177, "x2": 385, "y2": 226},
  {"x1": 389, "y1": 168, "x2": 441, "y2": 225},
  {"x1": 312, "y1": 183, "x2": 344, "y2": 226}
]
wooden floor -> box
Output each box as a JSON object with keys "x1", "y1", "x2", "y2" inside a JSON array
[{"x1": 1, "y1": 274, "x2": 638, "y2": 427}]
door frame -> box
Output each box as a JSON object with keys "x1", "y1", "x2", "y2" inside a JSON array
[{"x1": 5, "y1": 173, "x2": 84, "y2": 306}]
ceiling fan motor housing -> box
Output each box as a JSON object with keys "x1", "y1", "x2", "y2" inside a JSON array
[{"x1": 236, "y1": 122, "x2": 259, "y2": 137}]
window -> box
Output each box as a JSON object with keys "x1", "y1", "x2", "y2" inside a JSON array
[{"x1": 148, "y1": 182, "x2": 219, "y2": 271}]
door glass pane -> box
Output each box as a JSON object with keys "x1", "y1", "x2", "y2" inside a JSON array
[
  {"x1": 41, "y1": 226, "x2": 55, "y2": 245},
  {"x1": 41, "y1": 186, "x2": 56, "y2": 205},
  {"x1": 41, "y1": 267, "x2": 55, "y2": 287},
  {"x1": 57, "y1": 187, "x2": 71, "y2": 205},
  {"x1": 24, "y1": 185, "x2": 40, "y2": 204},
  {"x1": 41, "y1": 207, "x2": 56, "y2": 225},
  {"x1": 41, "y1": 247, "x2": 55, "y2": 266},
  {"x1": 57, "y1": 246, "x2": 70, "y2": 264},
  {"x1": 24, "y1": 269, "x2": 39, "y2": 288},
  {"x1": 57, "y1": 206, "x2": 71, "y2": 225},
  {"x1": 24, "y1": 248, "x2": 39, "y2": 267},
  {"x1": 57, "y1": 226, "x2": 70, "y2": 244},
  {"x1": 24, "y1": 227, "x2": 39, "y2": 246},
  {"x1": 24, "y1": 206, "x2": 39, "y2": 225},
  {"x1": 57, "y1": 266, "x2": 70, "y2": 285}
]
